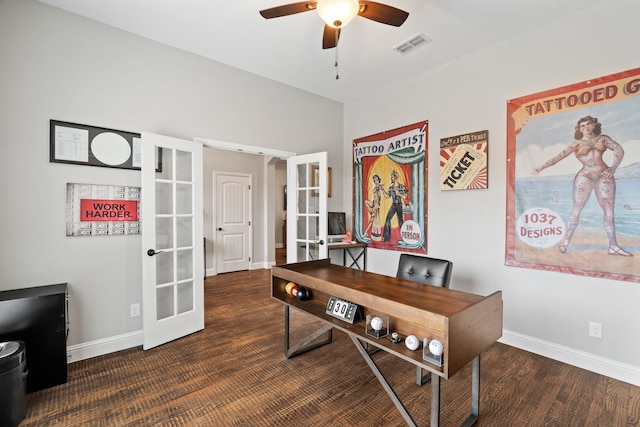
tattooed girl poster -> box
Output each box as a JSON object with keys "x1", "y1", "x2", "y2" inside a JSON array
[{"x1": 506, "y1": 68, "x2": 640, "y2": 282}]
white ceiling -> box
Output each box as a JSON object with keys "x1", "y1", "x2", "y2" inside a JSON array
[{"x1": 37, "y1": 0, "x2": 606, "y2": 103}]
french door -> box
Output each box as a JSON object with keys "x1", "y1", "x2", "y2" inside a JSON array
[
  {"x1": 286, "y1": 152, "x2": 328, "y2": 263},
  {"x1": 141, "y1": 132, "x2": 204, "y2": 350}
]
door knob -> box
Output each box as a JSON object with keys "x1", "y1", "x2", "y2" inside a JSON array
[
  {"x1": 217, "y1": 227, "x2": 223, "y2": 231},
  {"x1": 317, "y1": 240, "x2": 325, "y2": 245},
  {"x1": 147, "y1": 249, "x2": 163, "y2": 256}
]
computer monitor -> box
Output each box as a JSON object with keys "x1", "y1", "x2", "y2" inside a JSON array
[{"x1": 328, "y1": 212, "x2": 347, "y2": 242}]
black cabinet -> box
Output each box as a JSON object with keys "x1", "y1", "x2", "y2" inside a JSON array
[{"x1": 0, "y1": 283, "x2": 68, "y2": 393}]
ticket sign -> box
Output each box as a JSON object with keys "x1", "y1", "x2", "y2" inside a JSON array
[{"x1": 80, "y1": 199, "x2": 139, "y2": 222}]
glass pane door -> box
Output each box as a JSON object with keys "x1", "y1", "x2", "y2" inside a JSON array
[
  {"x1": 287, "y1": 152, "x2": 327, "y2": 263},
  {"x1": 154, "y1": 147, "x2": 195, "y2": 319},
  {"x1": 142, "y1": 132, "x2": 203, "y2": 350}
]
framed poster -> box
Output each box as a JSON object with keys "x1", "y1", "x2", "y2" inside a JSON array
[
  {"x1": 353, "y1": 120, "x2": 428, "y2": 253},
  {"x1": 440, "y1": 130, "x2": 488, "y2": 191},
  {"x1": 506, "y1": 68, "x2": 640, "y2": 282},
  {"x1": 311, "y1": 166, "x2": 332, "y2": 197},
  {"x1": 51, "y1": 120, "x2": 143, "y2": 170},
  {"x1": 66, "y1": 183, "x2": 141, "y2": 236}
]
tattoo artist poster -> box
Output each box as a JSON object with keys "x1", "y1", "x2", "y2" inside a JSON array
[
  {"x1": 353, "y1": 120, "x2": 427, "y2": 253},
  {"x1": 506, "y1": 67, "x2": 640, "y2": 282},
  {"x1": 440, "y1": 130, "x2": 489, "y2": 191}
]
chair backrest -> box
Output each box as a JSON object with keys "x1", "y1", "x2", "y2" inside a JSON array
[{"x1": 396, "y1": 254, "x2": 453, "y2": 288}]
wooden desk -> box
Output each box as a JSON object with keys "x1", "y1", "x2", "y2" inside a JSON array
[
  {"x1": 306, "y1": 241, "x2": 367, "y2": 270},
  {"x1": 328, "y1": 241, "x2": 367, "y2": 269},
  {"x1": 271, "y1": 259, "x2": 503, "y2": 426}
]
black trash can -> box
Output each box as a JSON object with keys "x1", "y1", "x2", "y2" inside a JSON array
[{"x1": 0, "y1": 341, "x2": 27, "y2": 427}]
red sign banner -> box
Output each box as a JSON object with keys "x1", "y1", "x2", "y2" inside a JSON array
[{"x1": 80, "y1": 199, "x2": 139, "y2": 222}]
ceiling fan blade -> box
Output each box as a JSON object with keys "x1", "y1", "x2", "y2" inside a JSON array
[
  {"x1": 259, "y1": 2, "x2": 317, "y2": 19},
  {"x1": 358, "y1": 1, "x2": 409, "y2": 27},
  {"x1": 322, "y1": 25, "x2": 341, "y2": 49}
]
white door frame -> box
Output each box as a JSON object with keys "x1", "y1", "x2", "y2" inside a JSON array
[{"x1": 195, "y1": 137, "x2": 296, "y2": 269}]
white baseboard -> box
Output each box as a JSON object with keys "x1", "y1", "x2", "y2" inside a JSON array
[
  {"x1": 205, "y1": 263, "x2": 270, "y2": 277},
  {"x1": 500, "y1": 329, "x2": 640, "y2": 387},
  {"x1": 251, "y1": 261, "x2": 270, "y2": 269},
  {"x1": 67, "y1": 330, "x2": 143, "y2": 363}
]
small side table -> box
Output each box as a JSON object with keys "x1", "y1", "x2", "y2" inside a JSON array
[{"x1": 327, "y1": 242, "x2": 367, "y2": 270}]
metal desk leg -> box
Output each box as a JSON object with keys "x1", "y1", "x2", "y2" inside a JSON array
[
  {"x1": 431, "y1": 356, "x2": 479, "y2": 427},
  {"x1": 461, "y1": 356, "x2": 480, "y2": 427},
  {"x1": 283, "y1": 306, "x2": 333, "y2": 359},
  {"x1": 351, "y1": 336, "x2": 417, "y2": 427},
  {"x1": 345, "y1": 247, "x2": 366, "y2": 270},
  {"x1": 417, "y1": 367, "x2": 432, "y2": 386},
  {"x1": 431, "y1": 374, "x2": 440, "y2": 427},
  {"x1": 362, "y1": 246, "x2": 366, "y2": 270}
]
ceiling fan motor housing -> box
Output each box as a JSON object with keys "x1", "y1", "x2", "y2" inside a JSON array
[{"x1": 316, "y1": 0, "x2": 360, "y2": 28}]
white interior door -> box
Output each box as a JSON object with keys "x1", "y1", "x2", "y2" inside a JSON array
[
  {"x1": 141, "y1": 132, "x2": 204, "y2": 350},
  {"x1": 287, "y1": 152, "x2": 328, "y2": 263},
  {"x1": 214, "y1": 172, "x2": 252, "y2": 273}
]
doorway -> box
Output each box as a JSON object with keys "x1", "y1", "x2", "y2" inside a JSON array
[{"x1": 198, "y1": 137, "x2": 296, "y2": 275}]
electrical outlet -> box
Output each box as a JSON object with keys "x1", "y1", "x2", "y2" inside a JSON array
[
  {"x1": 130, "y1": 303, "x2": 141, "y2": 318},
  {"x1": 589, "y1": 321, "x2": 602, "y2": 339}
]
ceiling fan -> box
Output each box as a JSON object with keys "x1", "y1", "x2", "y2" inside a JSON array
[{"x1": 259, "y1": 1, "x2": 409, "y2": 49}]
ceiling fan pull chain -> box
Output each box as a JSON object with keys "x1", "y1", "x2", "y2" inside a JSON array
[{"x1": 335, "y1": 29, "x2": 340, "y2": 80}]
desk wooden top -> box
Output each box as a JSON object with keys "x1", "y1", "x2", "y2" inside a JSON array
[
  {"x1": 327, "y1": 241, "x2": 367, "y2": 248},
  {"x1": 273, "y1": 259, "x2": 482, "y2": 318},
  {"x1": 307, "y1": 241, "x2": 367, "y2": 249}
]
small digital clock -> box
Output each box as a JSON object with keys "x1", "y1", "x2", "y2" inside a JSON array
[{"x1": 325, "y1": 296, "x2": 361, "y2": 324}]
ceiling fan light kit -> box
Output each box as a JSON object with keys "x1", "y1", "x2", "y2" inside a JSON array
[
  {"x1": 259, "y1": 1, "x2": 409, "y2": 78},
  {"x1": 259, "y1": 1, "x2": 409, "y2": 49},
  {"x1": 316, "y1": 0, "x2": 360, "y2": 28}
]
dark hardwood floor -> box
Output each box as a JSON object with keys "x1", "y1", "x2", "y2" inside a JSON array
[{"x1": 20, "y1": 260, "x2": 640, "y2": 426}]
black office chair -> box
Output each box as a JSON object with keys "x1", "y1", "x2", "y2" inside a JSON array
[{"x1": 396, "y1": 253, "x2": 453, "y2": 385}]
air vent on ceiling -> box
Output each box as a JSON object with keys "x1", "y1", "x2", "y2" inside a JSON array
[{"x1": 393, "y1": 33, "x2": 432, "y2": 55}]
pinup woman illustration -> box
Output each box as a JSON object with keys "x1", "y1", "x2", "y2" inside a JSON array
[
  {"x1": 533, "y1": 115, "x2": 632, "y2": 257},
  {"x1": 364, "y1": 174, "x2": 384, "y2": 241},
  {"x1": 382, "y1": 169, "x2": 408, "y2": 242}
]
